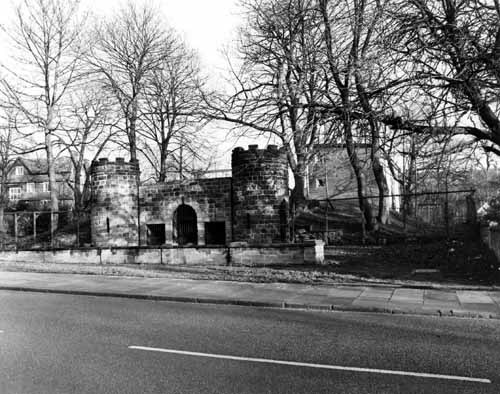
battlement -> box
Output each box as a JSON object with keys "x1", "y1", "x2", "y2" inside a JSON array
[
  {"x1": 90, "y1": 158, "x2": 140, "y2": 172},
  {"x1": 232, "y1": 144, "x2": 283, "y2": 156}
]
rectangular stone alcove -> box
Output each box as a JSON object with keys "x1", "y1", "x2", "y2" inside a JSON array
[
  {"x1": 147, "y1": 223, "x2": 166, "y2": 245},
  {"x1": 204, "y1": 222, "x2": 226, "y2": 245}
]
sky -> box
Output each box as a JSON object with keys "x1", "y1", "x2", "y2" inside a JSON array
[
  {"x1": 85, "y1": 0, "x2": 241, "y2": 74},
  {"x1": 0, "y1": 0, "x2": 267, "y2": 168},
  {"x1": 81, "y1": 0, "x2": 268, "y2": 168}
]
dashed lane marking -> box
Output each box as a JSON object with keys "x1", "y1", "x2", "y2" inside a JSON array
[{"x1": 128, "y1": 346, "x2": 491, "y2": 384}]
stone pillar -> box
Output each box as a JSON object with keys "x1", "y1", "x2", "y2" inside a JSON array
[
  {"x1": 231, "y1": 145, "x2": 289, "y2": 244},
  {"x1": 90, "y1": 158, "x2": 139, "y2": 246}
]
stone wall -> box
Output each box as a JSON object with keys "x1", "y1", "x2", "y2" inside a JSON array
[
  {"x1": 140, "y1": 178, "x2": 232, "y2": 245},
  {"x1": 480, "y1": 225, "x2": 500, "y2": 262},
  {"x1": 0, "y1": 243, "x2": 324, "y2": 267},
  {"x1": 232, "y1": 145, "x2": 289, "y2": 244},
  {"x1": 90, "y1": 158, "x2": 139, "y2": 247},
  {"x1": 230, "y1": 241, "x2": 324, "y2": 266}
]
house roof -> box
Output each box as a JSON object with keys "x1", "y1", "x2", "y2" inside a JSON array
[
  {"x1": 314, "y1": 143, "x2": 371, "y2": 150},
  {"x1": 12, "y1": 156, "x2": 73, "y2": 175}
]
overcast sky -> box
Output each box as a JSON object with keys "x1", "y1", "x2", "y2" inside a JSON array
[
  {"x1": 84, "y1": 0, "x2": 241, "y2": 74},
  {"x1": 0, "y1": 0, "x2": 273, "y2": 167},
  {"x1": 84, "y1": 0, "x2": 266, "y2": 167}
]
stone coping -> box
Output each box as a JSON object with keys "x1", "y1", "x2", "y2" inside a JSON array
[{"x1": 6, "y1": 242, "x2": 320, "y2": 253}]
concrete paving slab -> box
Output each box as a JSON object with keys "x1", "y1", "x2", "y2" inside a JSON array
[
  {"x1": 422, "y1": 301, "x2": 461, "y2": 311},
  {"x1": 358, "y1": 287, "x2": 394, "y2": 301},
  {"x1": 285, "y1": 294, "x2": 345, "y2": 305},
  {"x1": 324, "y1": 287, "x2": 364, "y2": 298},
  {"x1": 351, "y1": 299, "x2": 391, "y2": 309},
  {"x1": 457, "y1": 291, "x2": 495, "y2": 304},
  {"x1": 390, "y1": 289, "x2": 424, "y2": 304},
  {"x1": 487, "y1": 292, "x2": 500, "y2": 305},
  {"x1": 458, "y1": 303, "x2": 500, "y2": 313},
  {"x1": 424, "y1": 289, "x2": 458, "y2": 302},
  {"x1": 423, "y1": 290, "x2": 460, "y2": 309}
]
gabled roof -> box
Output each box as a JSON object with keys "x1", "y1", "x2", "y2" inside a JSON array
[{"x1": 11, "y1": 156, "x2": 73, "y2": 175}]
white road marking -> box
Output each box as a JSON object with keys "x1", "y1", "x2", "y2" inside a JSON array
[{"x1": 128, "y1": 346, "x2": 491, "y2": 384}]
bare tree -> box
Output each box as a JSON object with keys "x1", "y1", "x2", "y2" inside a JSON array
[
  {"x1": 0, "y1": 118, "x2": 19, "y2": 234},
  {"x1": 138, "y1": 37, "x2": 208, "y2": 181},
  {"x1": 0, "y1": 0, "x2": 85, "y2": 231},
  {"x1": 59, "y1": 85, "x2": 117, "y2": 211},
  {"x1": 384, "y1": 0, "x2": 500, "y2": 154},
  {"x1": 206, "y1": 0, "x2": 329, "y2": 207},
  {"x1": 319, "y1": 0, "x2": 385, "y2": 228},
  {"x1": 89, "y1": 1, "x2": 168, "y2": 162},
  {"x1": 0, "y1": 110, "x2": 39, "y2": 234}
]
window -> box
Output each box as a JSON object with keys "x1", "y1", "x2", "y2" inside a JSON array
[
  {"x1": 205, "y1": 222, "x2": 226, "y2": 245},
  {"x1": 147, "y1": 224, "x2": 166, "y2": 245},
  {"x1": 26, "y1": 183, "x2": 35, "y2": 194},
  {"x1": 13, "y1": 166, "x2": 24, "y2": 176},
  {"x1": 41, "y1": 182, "x2": 49, "y2": 192},
  {"x1": 9, "y1": 187, "x2": 21, "y2": 201}
]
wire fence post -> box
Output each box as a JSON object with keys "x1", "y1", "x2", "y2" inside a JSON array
[
  {"x1": 33, "y1": 211, "x2": 37, "y2": 244},
  {"x1": 445, "y1": 187, "x2": 450, "y2": 238},
  {"x1": 50, "y1": 209, "x2": 54, "y2": 249},
  {"x1": 14, "y1": 212, "x2": 18, "y2": 250},
  {"x1": 76, "y1": 209, "x2": 80, "y2": 248}
]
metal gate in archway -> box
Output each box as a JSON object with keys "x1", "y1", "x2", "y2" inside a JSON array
[{"x1": 173, "y1": 204, "x2": 198, "y2": 245}]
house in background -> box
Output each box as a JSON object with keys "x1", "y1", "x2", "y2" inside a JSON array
[
  {"x1": 306, "y1": 144, "x2": 400, "y2": 210},
  {"x1": 5, "y1": 157, "x2": 75, "y2": 210}
]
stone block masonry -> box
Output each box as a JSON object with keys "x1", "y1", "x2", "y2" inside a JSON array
[
  {"x1": 0, "y1": 243, "x2": 324, "y2": 267},
  {"x1": 232, "y1": 145, "x2": 289, "y2": 244},
  {"x1": 140, "y1": 178, "x2": 232, "y2": 246},
  {"x1": 90, "y1": 158, "x2": 139, "y2": 247},
  {"x1": 89, "y1": 145, "x2": 294, "y2": 256}
]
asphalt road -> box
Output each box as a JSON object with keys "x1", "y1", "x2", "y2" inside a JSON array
[{"x1": 0, "y1": 290, "x2": 499, "y2": 394}]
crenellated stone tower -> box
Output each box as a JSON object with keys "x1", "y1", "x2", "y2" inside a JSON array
[
  {"x1": 90, "y1": 158, "x2": 139, "y2": 246},
  {"x1": 232, "y1": 145, "x2": 289, "y2": 244}
]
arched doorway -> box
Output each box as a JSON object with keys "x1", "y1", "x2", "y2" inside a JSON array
[{"x1": 173, "y1": 204, "x2": 198, "y2": 245}]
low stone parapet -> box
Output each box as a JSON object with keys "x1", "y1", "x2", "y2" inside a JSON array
[{"x1": 0, "y1": 242, "x2": 325, "y2": 267}]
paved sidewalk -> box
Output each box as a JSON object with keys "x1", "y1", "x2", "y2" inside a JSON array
[{"x1": 1, "y1": 271, "x2": 500, "y2": 319}]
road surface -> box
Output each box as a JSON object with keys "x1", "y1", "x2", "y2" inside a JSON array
[{"x1": 0, "y1": 290, "x2": 498, "y2": 393}]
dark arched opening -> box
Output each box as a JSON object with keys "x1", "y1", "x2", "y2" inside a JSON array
[{"x1": 173, "y1": 204, "x2": 198, "y2": 245}]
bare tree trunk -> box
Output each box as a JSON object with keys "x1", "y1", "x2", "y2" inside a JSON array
[
  {"x1": 403, "y1": 138, "x2": 416, "y2": 216},
  {"x1": 45, "y1": 129, "x2": 59, "y2": 232},
  {"x1": 73, "y1": 165, "x2": 82, "y2": 211},
  {"x1": 128, "y1": 100, "x2": 138, "y2": 162},
  {"x1": 319, "y1": 0, "x2": 374, "y2": 231},
  {"x1": 355, "y1": 75, "x2": 390, "y2": 225},
  {"x1": 0, "y1": 206, "x2": 5, "y2": 235},
  {"x1": 291, "y1": 167, "x2": 307, "y2": 209},
  {"x1": 159, "y1": 149, "x2": 167, "y2": 182},
  {"x1": 344, "y1": 122, "x2": 374, "y2": 230}
]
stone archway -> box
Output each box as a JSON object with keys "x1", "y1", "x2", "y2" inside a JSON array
[{"x1": 173, "y1": 204, "x2": 198, "y2": 245}]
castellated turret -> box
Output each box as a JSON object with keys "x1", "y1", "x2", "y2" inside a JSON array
[
  {"x1": 232, "y1": 145, "x2": 289, "y2": 244},
  {"x1": 90, "y1": 158, "x2": 139, "y2": 246}
]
